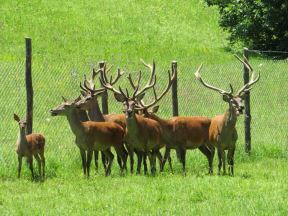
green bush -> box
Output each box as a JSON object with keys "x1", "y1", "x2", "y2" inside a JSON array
[{"x1": 205, "y1": 0, "x2": 288, "y2": 52}]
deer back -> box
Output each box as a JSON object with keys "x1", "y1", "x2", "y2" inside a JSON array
[
  {"x1": 104, "y1": 114, "x2": 126, "y2": 130},
  {"x1": 172, "y1": 116, "x2": 211, "y2": 149},
  {"x1": 81, "y1": 121, "x2": 125, "y2": 151}
]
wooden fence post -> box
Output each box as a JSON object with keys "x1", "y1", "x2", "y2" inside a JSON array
[
  {"x1": 243, "y1": 47, "x2": 251, "y2": 153},
  {"x1": 171, "y1": 61, "x2": 178, "y2": 116},
  {"x1": 99, "y1": 61, "x2": 109, "y2": 114},
  {"x1": 25, "y1": 38, "x2": 33, "y2": 135}
]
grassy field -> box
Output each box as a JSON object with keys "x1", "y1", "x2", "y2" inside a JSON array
[{"x1": 1, "y1": 0, "x2": 288, "y2": 215}]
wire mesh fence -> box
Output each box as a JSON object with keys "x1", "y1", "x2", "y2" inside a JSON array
[{"x1": 0, "y1": 51, "x2": 287, "y2": 177}]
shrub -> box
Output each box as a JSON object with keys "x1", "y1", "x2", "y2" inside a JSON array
[{"x1": 205, "y1": 0, "x2": 288, "y2": 52}]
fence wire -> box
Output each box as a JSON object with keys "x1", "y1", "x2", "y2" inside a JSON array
[{"x1": 0, "y1": 52, "x2": 287, "y2": 177}]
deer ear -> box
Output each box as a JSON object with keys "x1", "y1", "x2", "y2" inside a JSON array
[
  {"x1": 151, "y1": 105, "x2": 159, "y2": 113},
  {"x1": 14, "y1": 113, "x2": 20, "y2": 122},
  {"x1": 114, "y1": 93, "x2": 126, "y2": 102},
  {"x1": 62, "y1": 96, "x2": 68, "y2": 102},
  {"x1": 74, "y1": 96, "x2": 82, "y2": 103},
  {"x1": 80, "y1": 90, "x2": 87, "y2": 96},
  {"x1": 136, "y1": 92, "x2": 145, "y2": 102},
  {"x1": 222, "y1": 94, "x2": 230, "y2": 102}
]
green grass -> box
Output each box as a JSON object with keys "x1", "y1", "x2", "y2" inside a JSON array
[{"x1": 1, "y1": 0, "x2": 288, "y2": 215}]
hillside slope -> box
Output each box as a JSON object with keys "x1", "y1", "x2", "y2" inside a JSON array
[{"x1": 0, "y1": 0, "x2": 230, "y2": 64}]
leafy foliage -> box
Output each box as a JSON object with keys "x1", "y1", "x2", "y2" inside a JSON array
[{"x1": 205, "y1": 0, "x2": 288, "y2": 52}]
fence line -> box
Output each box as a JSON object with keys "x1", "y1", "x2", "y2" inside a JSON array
[{"x1": 0, "y1": 50, "x2": 287, "y2": 176}]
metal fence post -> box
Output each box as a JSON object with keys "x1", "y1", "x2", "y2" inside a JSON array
[
  {"x1": 171, "y1": 61, "x2": 178, "y2": 116},
  {"x1": 243, "y1": 47, "x2": 251, "y2": 153},
  {"x1": 99, "y1": 61, "x2": 109, "y2": 114},
  {"x1": 25, "y1": 38, "x2": 33, "y2": 134}
]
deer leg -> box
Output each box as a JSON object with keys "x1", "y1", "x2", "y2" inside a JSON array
[
  {"x1": 167, "y1": 154, "x2": 173, "y2": 173},
  {"x1": 94, "y1": 151, "x2": 99, "y2": 171},
  {"x1": 161, "y1": 148, "x2": 169, "y2": 172},
  {"x1": 114, "y1": 145, "x2": 126, "y2": 176},
  {"x1": 86, "y1": 150, "x2": 93, "y2": 177},
  {"x1": 34, "y1": 154, "x2": 41, "y2": 177},
  {"x1": 39, "y1": 151, "x2": 45, "y2": 178},
  {"x1": 148, "y1": 151, "x2": 156, "y2": 176},
  {"x1": 17, "y1": 155, "x2": 22, "y2": 178},
  {"x1": 222, "y1": 151, "x2": 226, "y2": 175},
  {"x1": 101, "y1": 151, "x2": 107, "y2": 170},
  {"x1": 155, "y1": 150, "x2": 163, "y2": 172},
  {"x1": 116, "y1": 154, "x2": 122, "y2": 171},
  {"x1": 218, "y1": 148, "x2": 226, "y2": 175},
  {"x1": 103, "y1": 150, "x2": 114, "y2": 176},
  {"x1": 28, "y1": 156, "x2": 34, "y2": 180},
  {"x1": 198, "y1": 145, "x2": 214, "y2": 174},
  {"x1": 122, "y1": 146, "x2": 128, "y2": 172},
  {"x1": 135, "y1": 150, "x2": 142, "y2": 174},
  {"x1": 179, "y1": 149, "x2": 186, "y2": 175},
  {"x1": 228, "y1": 147, "x2": 235, "y2": 176},
  {"x1": 143, "y1": 152, "x2": 148, "y2": 175},
  {"x1": 126, "y1": 146, "x2": 134, "y2": 174},
  {"x1": 217, "y1": 149, "x2": 222, "y2": 175},
  {"x1": 80, "y1": 149, "x2": 87, "y2": 175}
]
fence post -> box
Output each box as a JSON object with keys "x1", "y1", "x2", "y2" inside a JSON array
[
  {"x1": 99, "y1": 61, "x2": 109, "y2": 114},
  {"x1": 243, "y1": 47, "x2": 251, "y2": 153},
  {"x1": 171, "y1": 61, "x2": 178, "y2": 116},
  {"x1": 25, "y1": 38, "x2": 33, "y2": 135}
]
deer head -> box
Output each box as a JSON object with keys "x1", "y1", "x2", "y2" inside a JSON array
[
  {"x1": 13, "y1": 113, "x2": 27, "y2": 129},
  {"x1": 50, "y1": 96, "x2": 82, "y2": 116},
  {"x1": 195, "y1": 55, "x2": 260, "y2": 116}
]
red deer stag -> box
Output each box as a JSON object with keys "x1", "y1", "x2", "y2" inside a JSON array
[
  {"x1": 50, "y1": 96, "x2": 126, "y2": 176},
  {"x1": 13, "y1": 113, "x2": 45, "y2": 179},
  {"x1": 79, "y1": 64, "x2": 126, "y2": 170},
  {"x1": 100, "y1": 63, "x2": 175, "y2": 175},
  {"x1": 195, "y1": 55, "x2": 260, "y2": 175},
  {"x1": 131, "y1": 60, "x2": 214, "y2": 174}
]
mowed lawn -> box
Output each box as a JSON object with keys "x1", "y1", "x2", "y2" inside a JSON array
[{"x1": 1, "y1": 0, "x2": 288, "y2": 215}]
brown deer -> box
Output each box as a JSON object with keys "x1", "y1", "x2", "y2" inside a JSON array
[
  {"x1": 130, "y1": 60, "x2": 214, "y2": 174},
  {"x1": 99, "y1": 63, "x2": 175, "y2": 175},
  {"x1": 13, "y1": 113, "x2": 45, "y2": 179},
  {"x1": 195, "y1": 55, "x2": 260, "y2": 175},
  {"x1": 50, "y1": 96, "x2": 126, "y2": 176},
  {"x1": 79, "y1": 65, "x2": 125, "y2": 170}
]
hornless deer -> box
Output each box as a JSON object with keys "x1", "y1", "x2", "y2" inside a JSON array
[
  {"x1": 195, "y1": 55, "x2": 260, "y2": 175},
  {"x1": 13, "y1": 113, "x2": 45, "y2": 179},
  {"x1": 131, "y1": 60, "x2": 214, "y2": 174},
  {"x1": 50, "y1": 96, "x2": 126, "y2": 176},
  {"x1": 99, "y1": 63, "x2": 175, "y2": 175}
]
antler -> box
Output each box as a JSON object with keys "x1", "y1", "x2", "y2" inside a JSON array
[
  {"x1": 131, "y1": 59, "x2": 157, "y2": 98},
  {"x1": 99, "y1": 65, "x2": 124, "y2": 96},
  {"x1": 79, "y1": 67, "x2": 105, "y2": 95},
  {"x1": 195, "y1": 64, "x2": 234, "y2": 95},
  {"x1": 135, "y1": 69, "x2": 176, "y2": 110},
  {"x1": 234, "y1": 55, "x2": 260, "y2": 96}
]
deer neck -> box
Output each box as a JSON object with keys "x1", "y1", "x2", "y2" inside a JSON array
[
  {"x1": 65, "y1": 109, "x2": 86, "y2": 136},
  {"x1": 17, "y1": 127, "x2": 28, "y2": 149},
  {"x1": 87, "y1": 99, "x2": 105, "y2": 122},
  {"x1": 148, "y1": 113, "x2": 169, "y2": 127},
  {"x1": 77, "y1": 109, "x2": 89, "y2": 122},
  {"x1": 126, "y1": 112, "x2": 140, "y2": 136},
  {"x1": 223, "y1": 103, "x2": 237, "y2": 128}
]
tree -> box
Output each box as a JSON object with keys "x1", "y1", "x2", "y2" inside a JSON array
[{"x1": 205, "y1": 0, "x2": 288, "y2": 52}]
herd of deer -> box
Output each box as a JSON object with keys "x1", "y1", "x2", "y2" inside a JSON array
[{"x1": 14, "y1": 55, "x2": 260, "y2": 179}]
